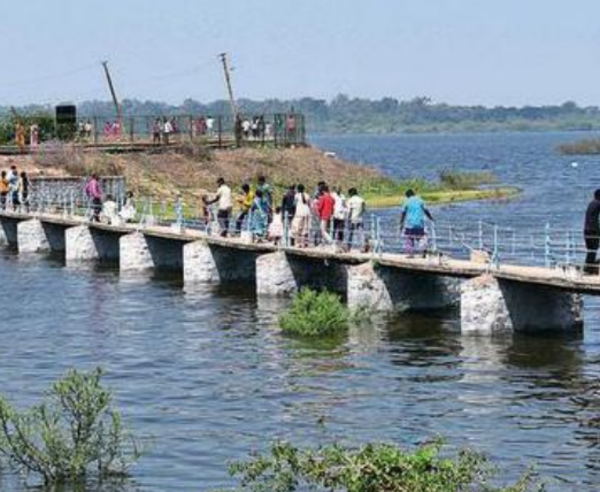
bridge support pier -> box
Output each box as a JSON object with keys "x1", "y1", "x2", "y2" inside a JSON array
[
  {"x1": 65, "y1": 225, "x2": 120, "y2": 264},
  {"x1": 461, "y1": 275, "x2": 583, "y2": 334},
  {"x1": 183, "y1": 241, "x2": 220, "y2": 284},
  {"x1": 120, "y1": 232, "x2": 185, "y2": 272},
  {"x1": 17, "y1": 219, "x2": 50, "y2": 254},
  {"x1": 347, "y1": 262, "x2": 460, "y2": 312},
  {"x1": 256, "y1": 252, "x2": 298, "y2": 296},
  {"x1": 0, "y1": 217, "x2": 18, "y2": 249}
]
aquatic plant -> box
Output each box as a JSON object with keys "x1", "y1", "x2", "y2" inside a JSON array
[
  {"x1": 279, "y1": 288, "x2": 349, "y2": 337},
  {"x1": 225, "y1": 440, "x2": 543, "y2": 492},
  {"x1": 0, "y1": 367, "x2": 139, "y2": 486}
]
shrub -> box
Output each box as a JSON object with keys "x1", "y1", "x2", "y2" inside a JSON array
[
  {"x1": 227, "y1": 440, "x2": 542, "y2": 492},
  {"x1": 279, "y1": 289, "x2": 349, "y2": 337},
  {"x1": 439, "y1": 169, "x2": 498, "y2": 190},
  {"x1": 0, "y1": 367, "x2": 139, "y2": 486}
]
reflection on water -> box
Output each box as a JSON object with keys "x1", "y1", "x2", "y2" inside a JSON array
[{"x1": 2, "y1": 133, "x2": 600, "y2": 490}]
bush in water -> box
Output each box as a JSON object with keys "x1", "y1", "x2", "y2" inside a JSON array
[
  {"x1": 279, "y1": 288, "x2": 349, "y2": 337},
  {"x1": 226, "y1": 440, "x2": 543, "y2": 492},
  {"x1": 0, "y1": 367, "x2": 139, "y2": 486}
]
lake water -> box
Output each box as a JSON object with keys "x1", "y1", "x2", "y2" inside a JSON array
[{"x1": 2, "y1": 132, "x2": 600, "y2": 491}]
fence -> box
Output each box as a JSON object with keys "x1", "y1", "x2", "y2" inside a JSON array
[
  {"x1": 56, "y1": 113, "x2": 306, "y2": 148},
  {"x1": 4, "y1": 189, "x2": 596, "y2": 279}
]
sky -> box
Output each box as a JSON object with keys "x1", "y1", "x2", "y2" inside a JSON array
[{"x1": 1, "y1": 0, "x2": 600, "y2": 107}]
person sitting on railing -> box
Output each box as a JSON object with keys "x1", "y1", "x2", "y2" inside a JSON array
[
  {"x1": 399, "y1": 189, "x2": 434, "y2": 257},
  {"x1": 119, "y1": 191, "x2": 136, "y2": 223},
  {"x1": 584, "y1": 189, "x2": 600, "y2": 274},
  {"x1": 102, "y1": 195, "x2": 119, "y2": 225}
]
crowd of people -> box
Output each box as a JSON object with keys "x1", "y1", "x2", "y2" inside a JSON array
[
  {"x1": 0, "y1": 165, "x2": 31, "y2": 211},
  {"x1": 80, "y1": 172, "x2": 434, "y2": 254},
  {"x1": 200, "y1": 175, "x2": 432, "y2": 253}
]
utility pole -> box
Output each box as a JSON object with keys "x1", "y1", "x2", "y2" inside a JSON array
[
  {"x1": 101, "y1": 61, "x2": 123, "y2": 124},
  {"x1": 218, "y1": 53, "x2": 238, "y2": 119}
]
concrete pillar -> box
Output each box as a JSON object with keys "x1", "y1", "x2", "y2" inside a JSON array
[
  {"x1": 0, "y1": 218, "x2": 18, "y2": 248},
  {"x1": 461, "y1": 275, "x2": 583, "y2": 334},
  {"x1": 120, "y1": 232, "x2": 154, "y2": 272},
  {"x1": 183, "y1": 241, "x2": 219, "y2": 284},
  {"x1": 461, "y1": 275, "x2": 512, "y2": 335},
  {"x1": 347, "y1": 262, "x2": 394, "y2": 311},
  {"x1": 17, "y1": 219, "x2": 49, "y2": 254},
  {"x1": 347, "y1": 262, "x2": 459, "y2": 312},
  {"x1": 65, "y1": 225, "x2": 98, "y2": 263},
  {"x1": 256, "y1": 252, "x2": 298, "y2": 296},
  {"x1": 0, "y1": 220, "x2": 7, "y2": 246}
]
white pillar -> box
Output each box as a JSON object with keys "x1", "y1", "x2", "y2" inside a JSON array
[
  {"x1": 256, "y1": 252, "x2": 298, "y2": 296},
  {"x1": 65, "y1": 225, "x2": 98, "y2": 263},
  {"x1": 17, "y1": 219, "x2": 49, "y2": 254},
  {"x1": 120, "y1": 232, "x2": 154, "y2": 272},
  {"x1": 461, "y1": 275, "x2": 512, "y2": 335},
  {"x1": 347, "y1": 262, "x2": 394, "y2": 311},
  {"x1": 183, "y1": 241, "x2": 220, "y2": 284}
]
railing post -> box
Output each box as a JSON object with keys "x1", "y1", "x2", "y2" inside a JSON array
[
  {"x1": 478, "y1": 220, "x2": 483, "y2": 250},
  {"x1": 544, "y1": 222, "x2": 552, "y2": 268},
  {"x1": 492, "y1": 224, "x2": 500, "y2": 269},
  {"x1": 175, "y1": 196, "x2": 184, "y2": 230},
  {"x1": 431, "y1": 221, "x2": 437, "y2": 253}
]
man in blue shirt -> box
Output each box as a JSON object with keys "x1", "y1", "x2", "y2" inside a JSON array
[{"x1": 400, "y1": 189, "x2": 433, "y2": 255}]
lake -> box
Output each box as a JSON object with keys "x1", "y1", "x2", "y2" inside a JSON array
[{"x1": 2, "y1": 131, "x2": 600, "y2": 491}]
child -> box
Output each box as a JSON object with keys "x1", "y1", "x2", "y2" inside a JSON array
[{"x1": 268, "y1": 206, "x2": 284, "y2": 245}]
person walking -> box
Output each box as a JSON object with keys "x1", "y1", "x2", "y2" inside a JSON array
[
  {"x1": 235, "y1": 183, "x2": 255, "y2": 233},
  {"x1": 18, "y1": 171, "x2": 30, "y2": 212},
  {"x1": 399, "y1": 189, "x2": 433, "y2": 256},
  {"x1": 85, "y1": 174, "x2": 103, "y2": 222},
  {"x1": 205, "y1": 177, "x2": 232, "y2": 237},
  {"x1": 316, "y1": 185, "x2": 335, "y2": 246},
  {"x1": 584, "y1": 189, "x2": 600, "y2": 274},
  {"x1": 346, "y1": 187, "x2": 366, "y2": 250},
  {"x1": 8, "y1": 166, "x2": 19, "y2": 209},
  {"x1": 281, "y1": 185, "x2": 296, "y2": 224},
  {"x1": 0, "y1": 171, "x2": 9, "y2": 210},
  {"x1": 291, "y1": 184, "x2": 311, "y2": 248},
  {"x1": 331, "y1": 186, "x2": 347, "y2": 244}
]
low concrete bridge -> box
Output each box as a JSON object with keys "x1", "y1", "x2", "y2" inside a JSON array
[{"x1": 0, "y1": 210, "x2": 596, "y2": 335}]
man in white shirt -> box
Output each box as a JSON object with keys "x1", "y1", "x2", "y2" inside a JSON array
[
  {"x1": 205, "y1": 177, "x2": 232, "y2": 237},
  {"x1": 346, "y1": 187, "x2": 366, "y2": 250},
  {"x1": 206, "y1": 116, "x2": 214, "y2": 136}
]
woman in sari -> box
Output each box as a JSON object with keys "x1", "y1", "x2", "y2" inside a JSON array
[{"x1": 250, "y1": 189, "x2": 269, "y2": 242}]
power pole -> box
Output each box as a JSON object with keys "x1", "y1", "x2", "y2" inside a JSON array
[
  {"x1": 101, "y1": 61, "x2": 123, "y2": 124},
  {"x1": 218, "y1": 53, "x2": 238, "y2": 119}
]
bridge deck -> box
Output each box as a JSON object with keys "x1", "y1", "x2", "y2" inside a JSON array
[{"x1": 2, "y1": 211, "x2": 600, "y2": 294}]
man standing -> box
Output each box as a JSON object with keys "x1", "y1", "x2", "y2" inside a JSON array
[
  {"x1": 235, "y1": 183, "x2": 254, "y2": 233},
  {"x1": 205, "y1": 177, "x2": 232, "y2": 237},
  {"x1": 584, "y1": 189, "x2": 600, "y2": 274},
  {"x1": 316, "y1": 185, "x2": 335, "y2": 245},
  {"x1": 346, "y1": 188, "x2": 366, "y2": 250},
  {"x1": 400, "y1": 189, "x2": 433, "y2": 256}
]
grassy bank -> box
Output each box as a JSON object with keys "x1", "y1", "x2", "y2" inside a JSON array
[
  {"x1": 1, "y1": 143, "x2": 519, "y2": 209},
  {"x1": 558, "y1": 138, "x2": 600, "y2": 155}
]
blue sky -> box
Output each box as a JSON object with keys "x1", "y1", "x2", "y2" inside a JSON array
[{"x1": 1, "y1": 0, "x2": 599, "y2": 106}]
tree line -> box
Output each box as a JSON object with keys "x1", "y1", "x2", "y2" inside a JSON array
[{"x1": 2, "y1": 95, "x2": 600, "y2": 134}]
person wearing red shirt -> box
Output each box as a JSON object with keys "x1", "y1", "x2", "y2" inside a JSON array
[{"x1": 316, "y1": 185, "x2": 335, "y2": 245}]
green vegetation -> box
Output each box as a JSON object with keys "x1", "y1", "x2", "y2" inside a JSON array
[
  {"x1": 0, "y1": 113, "x2": 55, "y2": 145},
  {"x1": 360, "y1": 170, "x2": 519, "y2": 209},
  {"x1": 558, "y1": 138, "x2": 600, "y2": 155},
  {"x1": 279, "y1": 289, "x2": 350, "y2": 337},
  {"x1": 3, "y1": 96, "x2": 598, "y2": 134},
  {"x1": 0, "y1": 368, "x2": 139, "y2": 486},
  {"x1": 222, "y1": 440, "x2": 542, "y2": 492}
]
